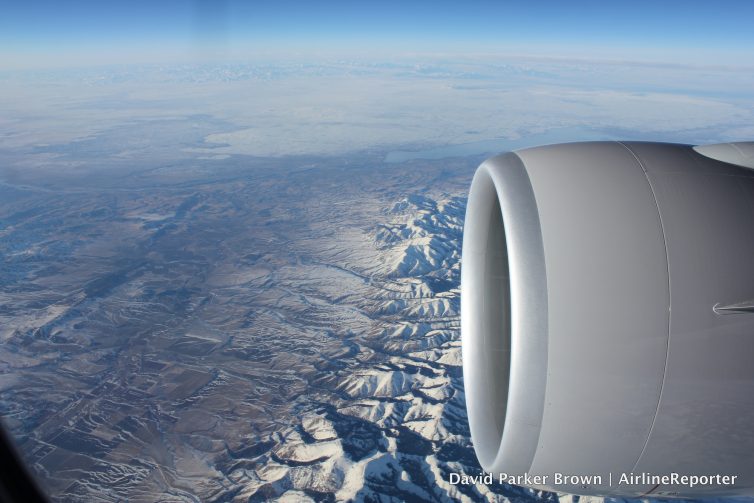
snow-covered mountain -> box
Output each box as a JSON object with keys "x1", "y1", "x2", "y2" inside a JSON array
[
  {"x1": 210, "y1": 190, "x2": 553, "y2": 502},
  {"x1": 0, "y1": 157, "x2": 567, "y2": 502}
]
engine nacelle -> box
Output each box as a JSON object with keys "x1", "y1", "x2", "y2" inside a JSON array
[{"x1": 461, "y1": 141, "x2": 754, "y2": 497}]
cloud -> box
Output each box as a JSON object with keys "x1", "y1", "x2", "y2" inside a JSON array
[{"x1": 3, "y1": 56, "x2": 754, "y2": 161}]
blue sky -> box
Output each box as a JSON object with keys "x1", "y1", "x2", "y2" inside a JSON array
[{"x1": 2, "y1": 0, "x2": 754, "y2": 67}]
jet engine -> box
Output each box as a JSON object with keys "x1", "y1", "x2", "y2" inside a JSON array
[{"x1": 461, "y1": 141, "x2": 754, "y2": 497}]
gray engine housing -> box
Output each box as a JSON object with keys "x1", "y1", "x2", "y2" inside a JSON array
[{"x1": 461, "y1": 141, "x2": 754, "y2": 497}]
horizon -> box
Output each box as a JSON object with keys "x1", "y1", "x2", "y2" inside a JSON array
[{"x1": 3, "y1": 0, "x2": 754, "y2": 69}]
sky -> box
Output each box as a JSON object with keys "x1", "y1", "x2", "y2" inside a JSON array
[{"x1": 2, "y1": 0, "x2": 754, "y2": 68}]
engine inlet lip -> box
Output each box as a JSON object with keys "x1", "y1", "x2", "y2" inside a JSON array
[{"x1": 461, "y1": 152, "x2": 549, "y2": 475}]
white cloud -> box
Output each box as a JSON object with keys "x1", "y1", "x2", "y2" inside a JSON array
[{"x1": 3, "y1": 56, "x2": 754, "y2": 159}]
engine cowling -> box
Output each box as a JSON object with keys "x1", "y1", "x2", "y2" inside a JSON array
[{"x1": 461, "y1": 141, "x2": 754, "y2": 498}]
